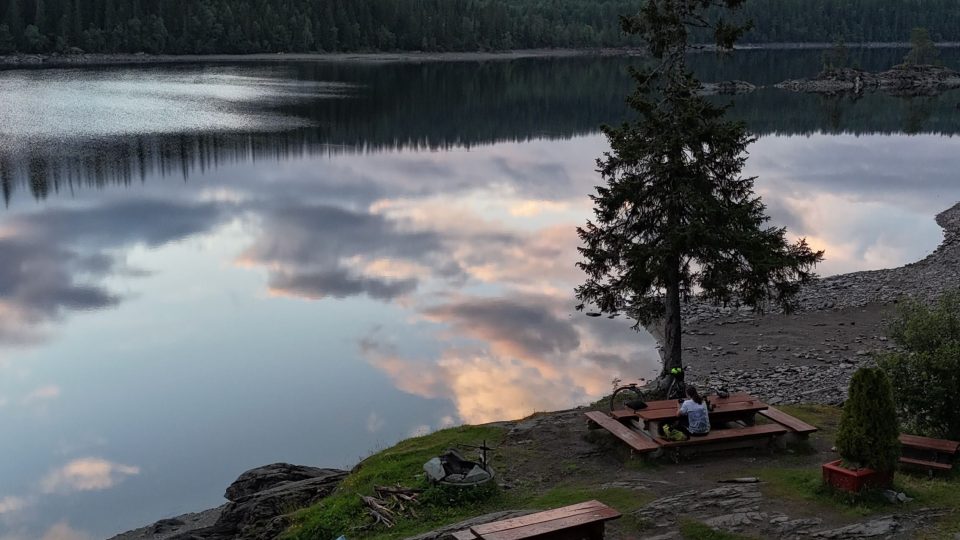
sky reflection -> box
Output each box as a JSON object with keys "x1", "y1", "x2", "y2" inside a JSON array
[{"x1": 0, "y1": 60, "x2": 958, "y2": 539}]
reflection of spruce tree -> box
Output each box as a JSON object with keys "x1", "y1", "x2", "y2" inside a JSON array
[
  {"x1": 818, "y1": 95, "x2": 846, "y2": 131},
  {"x1": 4, "y1": 0, "x2": 23, "y2": 47},
  {"x1": 28, "y1": 157, "x2": 51, "y2": 200},
  {"x1": 0, "y1": 157, "x2": 13, "y2": 207},
  {"x1": 902, "y1": 97, "x2": 936, "y2": 134},
  {"x1": 0, "y1": 23, "x2": 15, "y2": 52}
]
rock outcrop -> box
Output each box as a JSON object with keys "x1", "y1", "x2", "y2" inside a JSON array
[
  {"x1": 699, "y1": 80, "x2": 757, "y2": 95},
  {"x1": 776, "y1": 65, "x2": 960, "y2": 96},
  {"x1": 111, "y1": 463, "x2": 347, "y2": 540},
  {"x1": 634, "y1": 483, "x2": 945, "y2": 539}
]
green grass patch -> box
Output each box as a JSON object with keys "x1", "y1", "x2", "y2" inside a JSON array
[
  {"x1": 678, "y1": 519, "x2": 759, "y2": 540},
  {"x1": 751, "y1": 465, "x2": 960, "y2": 526},
  {"x1": 897, "y1": 473, "x2": 960, "y2": 539},
  {"x1": 778, "y1": 404, "x2": 842, "y2": 432},
  {"x1": 283, "y1": 425, "x2": 509, "y2": 540},
  {"x1": 751, "y1": 467, "x2": 889, "y2": 517},
  {"x1": 529, "y1": 485, "x2": 654, "y2": 514}
]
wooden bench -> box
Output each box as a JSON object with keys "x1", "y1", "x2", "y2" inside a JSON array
[
  {"x1": 453, "y1": 500, "x2": 621, "y2": 540},
  {"x1": 656, "y1": 424, "x2": 787, "y2": 449},
  {"x1": 758, "y1": 406, "x2": 817, "y2": 446},
  {"x1": 898, "y1": 434, "x2": 959, "y2": 474},
  {"x1": 584, "y1": 411, "x2": 660, "y2": 454}
]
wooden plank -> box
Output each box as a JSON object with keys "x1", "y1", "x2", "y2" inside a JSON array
[
  {"x1": 476, "y1": 508, "x2": 621, "y2": 540},
  {"x1": 899, "y1": 456, "x2": 953, "y2": 471},
  {"x1": 584, "y1": 411, "x2": 661, "y2": 453},
  {"x1": 900, "y1": 434, "x2": 960, "y2": 455},
  {"x1": 611, "y1": 394, "x2": 756, "y2": 419},
  {"x1": 657, "y1": 424, "x2": 787, "y2": 448},
  {"x1": 638, "y1": 401, "x2": 767, "y2": 422},
  {"x1": 758, "y1": 406, "x2": 818, "y2": 434},
  {"x1": 452, "y1": 530, "x2": 481, "y2": 540},
  {"x1": 471, "y1": 500, "x2": 608, "y2": 534}
]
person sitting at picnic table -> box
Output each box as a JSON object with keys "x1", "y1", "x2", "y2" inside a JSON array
[{"x1": 662, "y1": 386, "x2": 711, "y2": 441}]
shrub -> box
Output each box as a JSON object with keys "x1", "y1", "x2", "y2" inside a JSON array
[
  {"x1": 878, "y1": 291, "x2": 960, "y2": 439},
  {"x1": 835, "y1": 368, "x2": 900, "y2": 473}
]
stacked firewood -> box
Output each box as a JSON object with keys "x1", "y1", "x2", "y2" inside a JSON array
[{"x1": 360, "y1": 485, "x2": 423, "y2": 528}]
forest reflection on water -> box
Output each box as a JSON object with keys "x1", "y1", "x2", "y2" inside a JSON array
[
  {"x1": 2, "y1": 48, "x2": 960, "y2": 204},
  {"x1": 0, "y1": 49, "x2": 959, "y2": 539}
]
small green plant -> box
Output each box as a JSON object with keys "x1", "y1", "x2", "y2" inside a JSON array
[
  {"x1": 879, "y1": 291, "x2": 960, "y2": 439},
  {"x1": 835, "y1": 368, "x2": 900, "y2": 472}
]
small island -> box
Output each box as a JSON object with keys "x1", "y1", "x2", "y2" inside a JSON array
[{"x1": 777, "y1": 29, "x2": 960, "y2": 96}]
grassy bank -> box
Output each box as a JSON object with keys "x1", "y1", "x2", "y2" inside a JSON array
[
  {"x1": 282, "y1": 421, "x2": 655, "y2": 539},
  {"x1": 283, "y1": 404, "x2": 959, "y2": 539}
]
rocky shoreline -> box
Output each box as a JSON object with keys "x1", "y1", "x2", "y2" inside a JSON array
[
  {"x1": 776, "y1": 64, "x2": 960, "y2": 96},
  {"x1": 109, "y1": 464, "x2": 346, "y2": 540},
  {"x1": 679, "y1": 201, "x2": 960, "y2": 406},
  {"x1": 0, "y1": 49, "x2": 644, "y2": 69}
]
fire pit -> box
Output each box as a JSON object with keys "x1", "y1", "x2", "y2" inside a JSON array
[{"x1": 423, "y1": 448, "x2": 495, "y2": 486}]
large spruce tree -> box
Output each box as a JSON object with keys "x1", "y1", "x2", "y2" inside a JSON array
[{"x1": 576, "y1": 0, "x2": 823, "y2": 389}]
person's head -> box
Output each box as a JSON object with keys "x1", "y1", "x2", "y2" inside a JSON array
[{"x1": 686, "y1": 385, "x2": 703, "y2": 405}]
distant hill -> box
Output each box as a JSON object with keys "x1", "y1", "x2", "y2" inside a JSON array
[{"x1": 0, "y1": 0, "x2": 957, "y2": 56}]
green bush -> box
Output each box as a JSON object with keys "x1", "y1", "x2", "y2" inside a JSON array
[
  {"x1": 835, "y1": 368, "x2": 900, "y2": 473},
  {"x1": 878, "y1": 291, "x2": 960, "y2": 440}
]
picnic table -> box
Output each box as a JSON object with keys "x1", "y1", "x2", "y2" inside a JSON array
[{"x1": 612, "y1": 393, "x2": 768, "y2": 435}]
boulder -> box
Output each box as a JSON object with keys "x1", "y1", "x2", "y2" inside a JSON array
[
  {"x1": 165, "y1": 466, "x2": 347, "y2": 540},
  {"x1": 225, "y1": 463, "x2": 336, "y2": 501}
]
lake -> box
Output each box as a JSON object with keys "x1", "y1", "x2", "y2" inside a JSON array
[{"x1": 1, "y1": 48, "x2": 959, "y2": 539}]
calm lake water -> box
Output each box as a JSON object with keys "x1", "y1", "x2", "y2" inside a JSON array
[{"x1": 1, "y1": 49, "x2": 959, "y2": 539}]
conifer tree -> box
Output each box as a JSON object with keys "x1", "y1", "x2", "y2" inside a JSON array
[
  {"x1": 904, "y1": 27, "x2": 939, "y2": 66},
  {"x1": 835, "y1": 368, "x2": 900, "y2": 473},
  {"x1": 576, "y1": 0, "x2": 823, "y2": 390}
]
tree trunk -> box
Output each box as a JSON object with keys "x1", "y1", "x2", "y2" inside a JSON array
[{"x1": 662, "y1": 254, "x2": 682, "y2": 376}]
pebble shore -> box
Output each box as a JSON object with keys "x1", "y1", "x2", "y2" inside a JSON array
[{"x1": 678, "y1": 201, "x2": 960, "y2": 406}]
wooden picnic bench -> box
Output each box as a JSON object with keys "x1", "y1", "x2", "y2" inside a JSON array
[
  {"x1": 622, "y1": 396, "x2": 768, "y2": 435},
  {"x1": 588, "y1": 393, "x2": 801, "y2": 458},
  {"x1": 584, "y1": 411, "x2": 660, "y2": 453},
  {"x1": 452, "y1": 500, "x2": 621, "y2": 540},
  {"x1": 758, "y1": 406, "x2": 818, "y2": 445},
  {"x1": 898, "y1": 433, "x2": 959, "y2": 474},
  {"x1": 656, "y1": 423, "x2": 787, "y2": 448}
]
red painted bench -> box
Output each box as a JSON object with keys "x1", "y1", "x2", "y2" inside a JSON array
[
  {"x1": 453, "y1": 500, "x2": 621, "y2": 540},
  {"x1": 899, "y1": 433, "x2": 959, "y2": 473}
]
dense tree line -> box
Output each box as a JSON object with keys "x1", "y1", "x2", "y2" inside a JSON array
[
  {"x1": 0, "y1": 0, "x2": 643, "y2": 54},
  {"x1": 1, "y1": 0, "x2": 959, "y2": 55}
]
